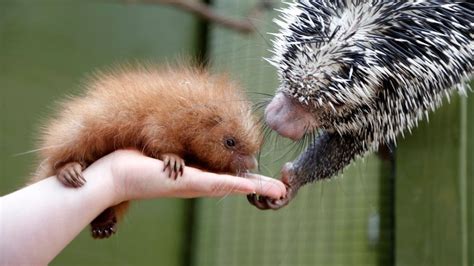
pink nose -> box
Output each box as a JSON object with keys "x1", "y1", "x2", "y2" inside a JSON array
[
  {"x1": 243, "y1": 156, "x2": 258, "y2": 170},
  {"x1": 265, "y1": 93, "x2": 311, "y2": 141}
]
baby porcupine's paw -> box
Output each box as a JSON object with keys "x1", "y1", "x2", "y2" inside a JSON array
[
  {"x1": 159, "y1": 153, "x2": 185, "y2": 179},
  {"x1": 56, "y1": 162, "x2": 86, "y2": 188},
  {"x1": 90, "y1": 208, "x2": 117, "y2": 239},
  {"x1": 247, "y1": 163, "x2": 299, "y2": 210}
]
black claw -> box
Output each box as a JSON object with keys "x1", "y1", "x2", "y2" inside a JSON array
[
  {"x1": 247, "y1": 193, "x2": 271, "y2": 210},
  {"x1": 91, "y1": 219, "x2": 117, "y2": 239},
  {"x1": 256, "y1": 199, "x2": 269, "y2": 210},
  {"x1": 247, "y1": 193, "x2": 291, "y2": 210},
  {"x1": 246, "y1": 193, "x2": 257, "y2": 203},
  {"x1": 92, "y1": 225, "x2": 116, "y2": 239},
  {"x1": 75, "y1": 168, "x2": 86, "y2": 184}
]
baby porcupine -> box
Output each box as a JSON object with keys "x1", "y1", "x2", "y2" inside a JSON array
[
  {"x1": 30, "y1": 64, "x2": 261, "y2": 238},
  {"x1": 248, "y1": 0, "x2": 473, "y2": 210}
]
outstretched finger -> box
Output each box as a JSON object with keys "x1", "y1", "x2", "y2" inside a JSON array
[
  {"x1": 188, "y1": 172, "x2": 286, "y2": 199},
  {"x1": 245, "y1": 174, "x2": 287, "y2": 196}
]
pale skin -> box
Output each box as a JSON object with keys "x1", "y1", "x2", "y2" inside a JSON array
[{"x1": 0, "y1": 150, "x2": 286, "y2": 265}]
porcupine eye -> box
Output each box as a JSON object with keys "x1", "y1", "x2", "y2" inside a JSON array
[{"x1": 224, "y1": 137, "x2": 236, "y2": 149}]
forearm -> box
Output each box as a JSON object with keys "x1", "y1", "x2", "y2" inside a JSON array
[{"x1": 0, "y1": 160, "x2": 116, "y2": 265}]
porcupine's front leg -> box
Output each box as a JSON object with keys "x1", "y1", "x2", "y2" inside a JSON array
[
  {"x1": 248, "y1": 132, "x2": 365, "y2": 210},
  {"x1": 56, "y1": 161, "x2": 87, "y2": 188},
  {"x1": 90, "y1": 201, "x2": 131, "y2": 239}
]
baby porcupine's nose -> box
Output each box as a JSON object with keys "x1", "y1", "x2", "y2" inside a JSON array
[{"x1": 243, "y1": 155, "x2": 258, "y2": 171}]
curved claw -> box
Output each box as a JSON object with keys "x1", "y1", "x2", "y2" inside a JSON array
[
  {"x1": 56, "y1": 162, "x2": 86, "y2": 188},
  {"x1": 90, "y1": 207, "x2": 117, "y2": 239},
  {"x1": 91, "y1": 223, "x2": 116, "y2": 239},
  {"x1": 265, "y1": 196, "x2": 291, "y2": 210},
  {"x1": 247, "y1": 193, "x2": 271, "y2": 210},
  {"x1": 247, "y1": 162, "x2": 299, "y2": 210},
  {"x1": 160, "y1": 153, "x2": 185, "y2": 179},
  {"x1": 246, "y1": 189, "x2": 293, "y2": 210}
]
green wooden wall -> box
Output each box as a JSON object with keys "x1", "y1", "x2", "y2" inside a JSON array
[
  {"x1": 396, "y1": 88, "x2": 474, "y2": 266},
  {"x1": 0, "y1": 1, "x2": 198, "y2": 265}
]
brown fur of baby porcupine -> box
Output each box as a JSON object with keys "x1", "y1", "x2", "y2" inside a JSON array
[{"x1": 30, "y1": 63, "x2": 261, "y2": 239}]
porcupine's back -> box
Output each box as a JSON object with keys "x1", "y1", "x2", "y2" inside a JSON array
[
  {"x1": 271, "y1": 1, "x2": 473, "y2": 149},
  {"x1": 31, "y1": 64, "x2": 260, "y2": 182}
]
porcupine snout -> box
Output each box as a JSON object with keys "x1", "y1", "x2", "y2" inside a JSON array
[
  {"x1": 230, "y1": 154, "x2": 258, "y2": 174},
  {"x1": 243, "y1": 156, "x2": 258, "y2": 171},
  {"x1": 265, "y1": 92, "x2": 317, "y2": 141}
]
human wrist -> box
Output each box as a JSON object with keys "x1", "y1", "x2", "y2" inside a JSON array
[
  {"x1": 105, "y1": 150, "x2": 155, "y2": 204},
  {"x1": 81, "y1": 153, "x2": 126, "y2": 206}
]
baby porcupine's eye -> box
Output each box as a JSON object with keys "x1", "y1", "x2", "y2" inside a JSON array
[{"x1": 224, "y1": 137, "x2": 236, "y2": 149}]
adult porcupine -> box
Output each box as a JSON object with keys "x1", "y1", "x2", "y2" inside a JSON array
[{"x1": 248, "y1": 0, "x2": 473, "y2": 209}]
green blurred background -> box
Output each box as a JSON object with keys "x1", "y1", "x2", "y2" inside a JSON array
[{"x1": 1, "y1": 1, "x2": 472, "y2": 265}]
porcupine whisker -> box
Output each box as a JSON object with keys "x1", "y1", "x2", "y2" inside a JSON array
[
  {"x1": 13, "y1": 144, "x2": 66, "y2": 157},
  {"x1": 240, "y1": 169, "x2": 266, "y2": 196},
  {"x1": 255, "y1": 125, "x2": 266, "y2": 173},
  {"x1": 264, "y1": 132, "x2": 282, "y2": 158},
  {"x1": 247, "y1": 122, "x2": 266, "y2": 146},
  {"x1": 272, "y1": 139, "x2": 300, "y2": 163},
  {"x1": 33, "y1": 157, "x2": 51, "y2": 176},
  {"x1": 248, "y1": 91, "x2": 274, "y2": 97},
  {"x1": 260, "y1": 125, "x2": 279, "y2": 157},
  {"x1": 211, "y1": 45, "x2": 270, "y2": 67},
  {"x1": 268, "y1": 121, "x2": 315, "y2": 163},
  {"x1": 258, "y1": 162, "x2": 278, "y2": 179},
  {"x1": 188, "y1": 100, "x2": 251, "y2": 110},
  {"x1": 256, "y1": 152, "x2": 263, "y2": 173},
  {"x1": 140, "y1": 138, "x2": 154, "y2": 155},
  {"x1": 252, "y1": 97, "x2": 272, "y2": 107},
  {"x1": 285, "y1": 119, "x2": 315, "y2": 156},
  {"x1": 198, "y1": 10, "x2": 273, "y2": 52},
  {"x1": 255, "y1": 115, "x2": 266, "y2": 129},
  {"x1": 248, "y1": 94, "x2": 273, "y2": 106},
  {"x1": 252, "y1": 103, "x2": 267, "y2": 117},
  {"x1": 216, "y1": 185, "x2": 233, "y2": 204},
  {"x1": 224, "y1": 177, "x2": 243, "y2": 202},
  {"x1": 252, "y1": 29, "x2": 272, "y2": 50},
  {"x1": 216, "y1": 175, "x2": 235, "y2": 198},
  {"x1": 216, "y1": 169, "x2": 245, "y2": 204},
  {"x1": 293, "y1": 124, "x2": 312, "y2": 155}
]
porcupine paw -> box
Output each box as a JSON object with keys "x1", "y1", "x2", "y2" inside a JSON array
[
  {"x1": 90, "y1": 208, "x2": 117, "y2": 239},
  {"x1": 160, "y1": 153, "x2": 185, "y2": 179},
  {"x1": 247, "y1": 162, "x2": 298, "y2": 210},
  {"x1": 56, "y1": 162, "x2": 86, "y2": 188}
]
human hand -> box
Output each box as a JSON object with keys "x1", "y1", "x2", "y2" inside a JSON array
[
  {"x1": 94, "y1": 150, "x2": 286, "y2": 205},
  {"x1": 0, "y1": 149, "x2": 285, "y2": 265}
]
